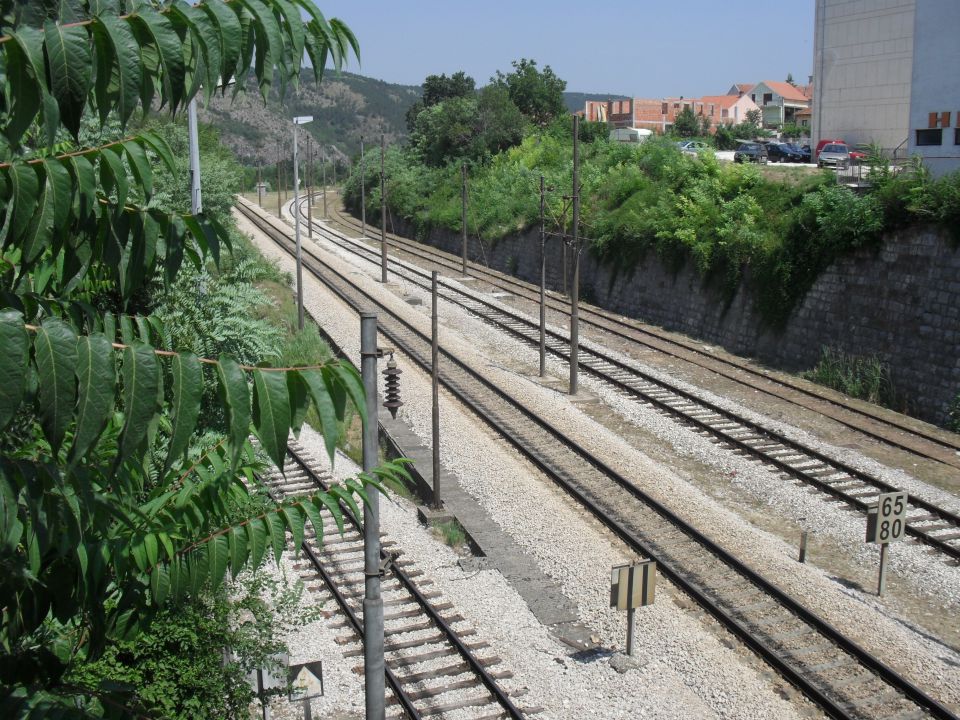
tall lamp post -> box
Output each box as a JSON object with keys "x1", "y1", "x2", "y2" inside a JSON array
[
  {"x1": 360, "y1": 135, "x2": 366, "y2": 238},
  {"x1": 292, "y1": 115, "x2": 313, "y2": 331}
]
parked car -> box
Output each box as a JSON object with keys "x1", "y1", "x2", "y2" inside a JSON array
[
  {"x1": 785, "y1": 143, "x2": 812, "y2": 163},
  {"x1": 676, "y1": 140, "x2": 709, "y2": 155},
  {"x1": 734, "y1": 142, "x2": 768, "y2": 163},
  {"x1": 767, "y1": 143, "x2": 805, "y2": 163},
  {"x1": 817, "y1": 143, "x2": 851, "y2": 168},
  {"x1": 814, "y1": 138, "x2": 866, "y2": 162}
]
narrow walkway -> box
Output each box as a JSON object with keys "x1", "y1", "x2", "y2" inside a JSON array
[{"x1": 379, "y1": 406, "x2": 599, "y2": 651}]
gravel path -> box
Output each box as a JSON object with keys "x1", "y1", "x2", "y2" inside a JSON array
[{"x1": 238, "y1": 202, "x2": 959, "y2": 716}]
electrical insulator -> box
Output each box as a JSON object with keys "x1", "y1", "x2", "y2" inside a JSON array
[{"x1": 382, "y1": 354, "x2": 402, "y2": 418}]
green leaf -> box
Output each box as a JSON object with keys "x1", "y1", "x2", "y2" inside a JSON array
[
  {"x1": 248, "y1": 517, "x2": 268, "y2": 570},
  {"x1": 5, "y1": 28, "x2": 44, "y2": 147},
  {"x1": 264, "y1": 510, "x2": 286, "y2": 563},
  {"x1": 228, "y1": 526, "x2": 248, "y2": 576},
  {"x1": 209, "y1": 534, "x2": 230, "y2": 588},
  {"x1": 237, "y1": 0, "x2": 283, "y2": 99},
  {"x1": 21, "y1": 168, "x2": 56, "y2": 265},
  {"x1": 200, "y1": 0, "x2": 242, "y2": 95},
  {"x1": 0, "y1": 310, "x2": 28, "y2": 430},
  {"x1": 252, "y1": 368, "x2": 290, "y2": 469},
  {"x1": 281, "y1": 504, "x2": 305, "y2": 550},
  {"x1": 34, "y1": 318, "x2": 79, "y2": 454},
  {"x1": 9, "y1": 163, "x2": 40, "y2": 249},
  {"x1": 118, "y1": 341, "x2": 160, "y2": 467},
  {"x1": 150, "y1": 563, "x2": 170, "y2": 605},
  {"x1": 216, "y1": 355, "x2": 250, "y2": 467},
  {"x1": 128, "y1": 7, "x2": 185, "y2": 113},
  {"x1": 42, "y1": 159, "x2": 72, "y2": 235},
  {"x1": 330, "y1": 362, "x2": 366, "y2": 424},
  {"x1": 300, "y1": 369, "x2": 338, "y2": 465},
  {"x1": 69, "y1": 333, "x2": 116, "y2": 465},
  {"x1": 138, "y1": 130, "x2": 175, "y2": 172},
  {"x1": 301, "y1": 499, "x2": 324, "y2": 546},
  {"x1": 316, "y1": 492, "x2": 344, "y2": 536},
  {"x1": 69, "y1": 155, "x2": 98, "y2": 222},
  {"x1": 164, "y1": 351, "x2": 202, "y2": 473},
  {"x1": 93, "y1": 15, "x2": 143, "y2": 126},
  {"x1": 100, "y1": 145, "x2": 129, "y2": 209},
  {"x1": 330, "y1": 484, "x2": 362, "y2": 526},
  {"x1": 287, "y1": 370, "x2": 309, "y2": 438},
  {"x1": 122, "y1": 140, "x2": 153, "y2": 199},
  {"x1": 43, "y1": 21, "x2": 92, "y2": 139}
]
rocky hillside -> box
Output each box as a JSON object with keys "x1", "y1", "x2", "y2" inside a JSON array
[
  {"x1": 199, "y1": 72, "x2": 422, "y2": 167},
  {"x1": 200, "y1": 72, "x2": 626, "y2": 166}
]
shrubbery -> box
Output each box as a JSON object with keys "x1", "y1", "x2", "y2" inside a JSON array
[{"x1": 345, "y1": 128, "x2": 960, "y2": 328}]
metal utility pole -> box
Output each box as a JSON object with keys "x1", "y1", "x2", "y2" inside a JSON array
[
  {"x1": 539, "y1": 175, "x2": 547, "y2": 378},
  {"x1": 322, "y1": 147, "x2": 328, "y2": 218},
  {"x1": 431, "y1": 272, "x2": 441, "y2": 509},
  {"x1": 380, "y1": 134, "x2": 388, "y2": 283},
  {"x1": 569, "y1": 114, "x2": 581, "y2": 395},
  {"x1": 292, "y1": 116, "x2": 313, "y2": 331},
  {"x1": 306, "y1": 136, "x2": 313, "y2": 239},
  {"x1": 360, "y1": 135, "x2": 366, "y2": 238},
  {"x1": 461, "y1": 162, "x2": 468, "y2": 276},
  {"x1": 187, "y1": 98, "x2": 202, "y2": 214},
  {"x1": 360, "y1": 313, "x2": 385, "y2": 720},
  {"x1": 257, "y1": 162, "x2": 263, "y2": 207},
  {"x1": 276, "y1": 144, "x2": 282, "y2": 218}
]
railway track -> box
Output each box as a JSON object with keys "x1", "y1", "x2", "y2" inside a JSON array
[
  {"x1": 238, "y1": 197, "x2": 958, "y2": 720},
  {"x1": 287, "y1": 195, "x2": 960, "y2": 565},
  {"x1": 317, "y1": 192, "x2": 960, "y2": 472},
  {"x1": 263, "y1": 440, "x2": 530, "y2": 719}
]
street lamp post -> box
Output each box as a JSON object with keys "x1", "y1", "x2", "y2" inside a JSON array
[
  {"x1": 360, "y1": 135, "x2": 366, "y2": 238},
  {"x1": 569, "y1": 114, "x2": 581, "y2": 395},
  {"x1": 293, "y1": 115, "x2": 313, "y2": 331},
  {"x1": 322, "y1": 147, "x2": 328, "y2": 218},
  {"x1": 380, "y1": 133, "x2": 387, "y2": 283}
]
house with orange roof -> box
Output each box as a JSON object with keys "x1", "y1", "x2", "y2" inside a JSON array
[
  {"x1": 694, "y1": 94, "x2": 760, "y2": 126},
  {"x1": 726, "y1": 83, "x2": 755, "y2": 97},
  {"x1": 746, "y1": 80, "x2": 811, "y2": 128}
]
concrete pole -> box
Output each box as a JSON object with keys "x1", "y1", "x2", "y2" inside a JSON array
[
  {"x1": 360, "y1": 313, "x2": 384, "y2": 720},
  {"x1": 257, "y1": 162, "x2": 263, "y2": 207},
  {"x1": 306, "y1": 136, "x2": 313, "y2": 240},
  {"x1": 275, "y1": 144, "x2": 282, "y2": 218},
  {"x1": 431, "y1": 272, "x2": 441, "y2": 509},
  {"x1": 293, "y1": 124, "x2": 304, "y2": 331},
  {"x1": 877, "y1": 543, "x2": 889, "y2": 596},
  {"x1": 569, "y1": 114, "x2": 581, "y2": 395},
  {"x1": 461, "y1": 162, "x2": 468, "y2": 276},
  {"x1": 187, "y1": 97, "x2": 202, "y2": 214},
  {"x1": 360, "y1": 135, "x2": 366, "y2": 238},
  {"x1": 322, "y1": 148, "x2": 328, "y2": 218},
  {"x1": 380, "y1": 134, "x2": 387, "y2": 283},
  {"x1": 539, "y1": 175, "x2": 546, "y2": 378}
]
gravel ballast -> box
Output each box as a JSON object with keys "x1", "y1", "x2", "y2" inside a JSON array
[{"x1": 236, "y1": 202, "x2": 960, "y2": 716}]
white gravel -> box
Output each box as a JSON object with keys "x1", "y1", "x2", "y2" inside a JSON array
[{"x1": 237, "y1": 198, "x2": 960, "y2": 716}]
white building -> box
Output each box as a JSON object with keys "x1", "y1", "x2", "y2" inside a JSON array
[
  {"x1": 812, "y1": 0, "x2": 959, "y2": 174},
  {"x1": 907, "y1": 0, "x2": 960, "y2": 174}
]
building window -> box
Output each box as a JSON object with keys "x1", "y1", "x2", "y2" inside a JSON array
[
  {"x1": 721, "y1": 108, "x2": 729, "y2": 119},
  {"x1": 955, "y1": 128, "x2": 960, "y2": 145},
  {"x1": 661, "y1": 102, "x2": 668, "y2": 115},
  {"x1": 916, "y1": 129, "x2": 942, "y2": 146},
  {"x1": 763, "y1": 93, "x2": 773, "y2": 105}
]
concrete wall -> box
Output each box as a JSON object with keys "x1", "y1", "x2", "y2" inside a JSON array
[
  {"x1": 906, "y1": 0, "x2": 960, "y2": 175},
  {"x1": 396, "y1": 218, "x2": 960, "y2": 425},
  {"x1": 812, "y1": 0, "x2": 915, "y2": 152}
]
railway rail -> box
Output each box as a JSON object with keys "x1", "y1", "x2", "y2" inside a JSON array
[
  {"x1": 287, "y1": 195, "x2": 960, "y2": 565},
  {"x1": 264, "y1": 440, "x2": 529, "y2": 719},
  {"x1": 317, "y1": 192, "x2": 960, "y2": 471},
  {"x1": 238, "y1": 196, "x2": 958, "y2": 720}
]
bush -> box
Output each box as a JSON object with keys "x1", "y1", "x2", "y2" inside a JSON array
[{"x1": 803, "y1": 347, "x2": 898, "y2": 408}]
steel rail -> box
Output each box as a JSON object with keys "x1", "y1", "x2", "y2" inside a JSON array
[
  {"x1": 285, "y1": 448, "x2": 527, "y2": 720},
  {"x1": 319, "y1": 194, "x2": 960, "y2": 464},
  {"x1": 239, "y1": 197, "x2": 957, "y2": 720},
  {"x1": 261, "y1": 479, "x2": 423, "y2": 719},
  {"x1": 293, "y1": 196, "x2": 960, "y2": 563}
]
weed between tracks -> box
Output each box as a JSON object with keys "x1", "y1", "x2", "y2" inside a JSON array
[
  {"x1": 432, "y1": 520, "x2": 467, "y2": 549},
  {"x1": 802, "y1": 347, "x2": 899, "y2": 409}
]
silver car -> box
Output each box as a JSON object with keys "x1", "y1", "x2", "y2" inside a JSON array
[{"x1": 817, "y1": 143, "x2": 850, "y2": 169}]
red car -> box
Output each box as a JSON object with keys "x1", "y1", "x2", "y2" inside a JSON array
[{"x1": 815, "y1": 138, "x2": 866, "y2": 161}]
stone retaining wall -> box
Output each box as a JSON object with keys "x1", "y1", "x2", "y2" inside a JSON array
[{"x1": 389, "y1": 217, "x2": 960, "y2": 425}]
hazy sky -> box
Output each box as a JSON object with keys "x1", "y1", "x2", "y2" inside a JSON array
[{"x1": 316, "y1": 1, "x2": 816, "y2": 98}]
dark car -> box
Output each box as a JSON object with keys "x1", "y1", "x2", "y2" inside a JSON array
[
  {"x1": 785, "y1": 143, "x2": 812, "y2": 163},
  {"x1": 734, "y1": 142, "x2": 768, "y2": 164},
  {"x1": 767, "y1": 143, "x2": 804, "y2": 163}
]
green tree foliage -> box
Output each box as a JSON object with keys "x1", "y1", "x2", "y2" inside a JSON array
[
  {"x1": 404, "y1": 71, "x2": 476, "y2": 132},
  {"x1": 780, "y1": 123, "x2": 805, "y2": 139},
  {"x1": 672, "y1": 106, "x2": 699, "y2": 138},
  {"x1": 0, "y1": 2, "x2": 411, "y2": 716},
  {"x1": 493, "y1": 58, "x2": 566, "y2": 126},
  {"x1": 745, "y1": 108, "x2": 763, "y2": 126}
]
